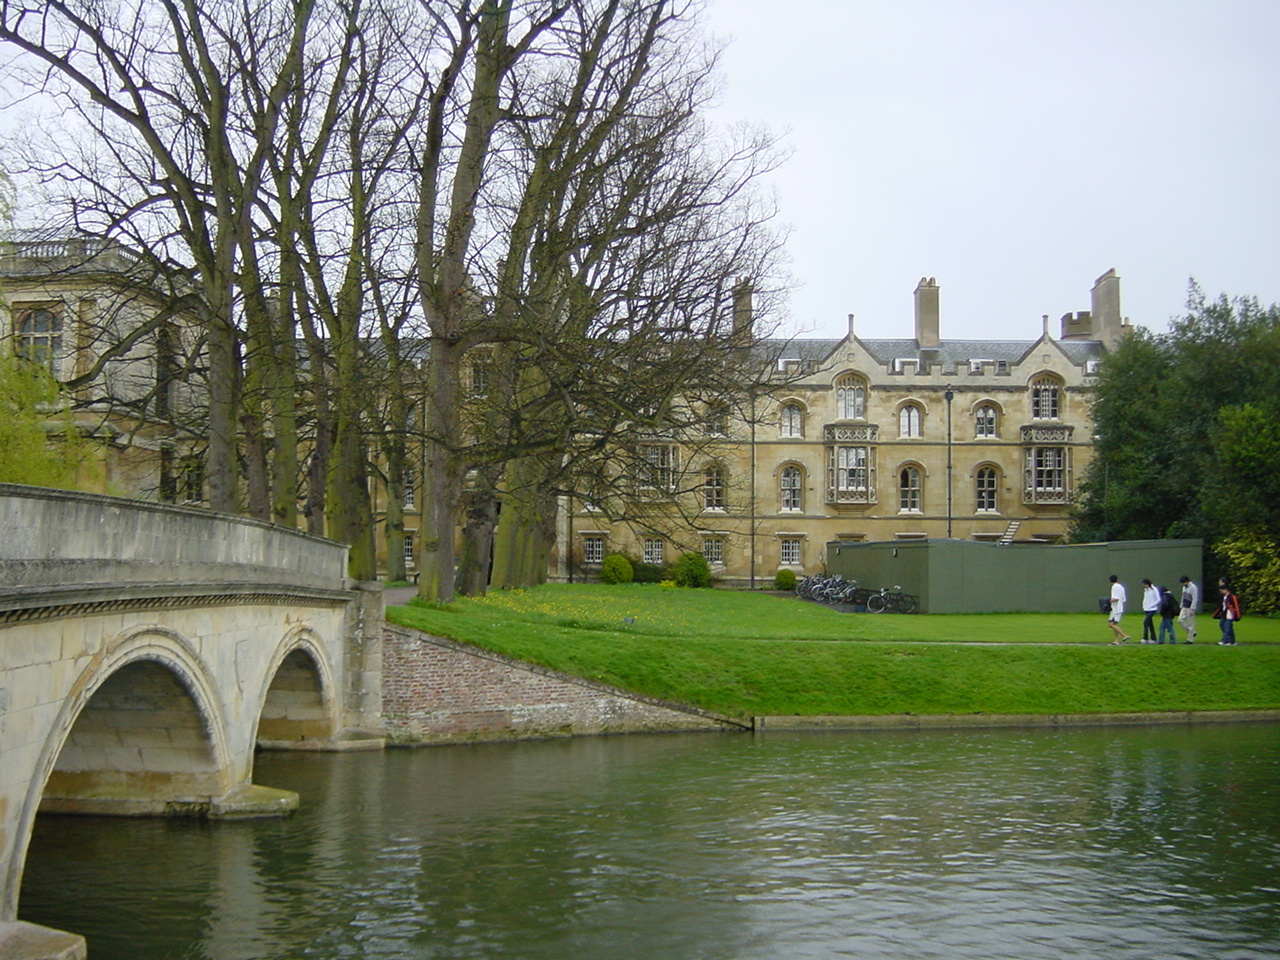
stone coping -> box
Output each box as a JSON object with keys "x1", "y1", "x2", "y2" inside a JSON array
[{"x1": 753, "y1": 709, "x2": 1280, "y2": 731}]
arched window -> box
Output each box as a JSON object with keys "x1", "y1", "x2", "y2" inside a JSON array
[
  {"x1": 976, "y1": 466, "x2": 999, "y2": 513},
  {"x1": 899, "y1": 466, "x2": 922, "y2": 513},
  {"x1": 1030, "y1": 376, "x2": 1061, "y2": 420},
  {"x1": 899, "y1": 403, "x2": 923, "y2": 438},
  {"x1": 975, "y1": 404, "x2": 998, "y2": 439},
  {"x1": 780, "y1": 402, "x2": 804, "y2": 438},
  {"x1": 835, "y1": 374, "x2": 867, "y2": 419},
  {"x1": 704, "y1": 465, "x2": 726, "y2": 510},
  {"x1": 780, "y1": 465, "x2": 803, "y2": 512}
]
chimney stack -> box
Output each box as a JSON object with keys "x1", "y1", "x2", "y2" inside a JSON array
[
  {"x1": 732, "y1": 278, "x2": 754, "y2": 341},
  {"x1": 1091, "y1": 268, "x2": 1125, "y2": 350},
  {"x1": 847, "y1": 313, "x2": 856, "y2": 338},
  {"x1": 914, "y1": 277, "x2": 939, "y2": 348}
]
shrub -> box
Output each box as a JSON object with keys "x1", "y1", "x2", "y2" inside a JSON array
[
  {"x1": 671, "y1": 551, "x2": 712, "y2": 588},
  {"x1": 774, "y1": 568, "x2": 797, "y2": 592},
  {"x1": 599, "y1": 554, "x2": 634, "y2": 585},
  {"x1": 631, "y1": 560, "x2": 666, "y2": 584}
]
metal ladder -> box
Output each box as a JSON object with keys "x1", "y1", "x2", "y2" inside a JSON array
[{"x1": 997, "y1": 520, "x2": 1021, "y2": 545}]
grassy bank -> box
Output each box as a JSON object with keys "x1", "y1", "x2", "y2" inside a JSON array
[{"x1": 387, "y1": 584, "x2": 1280, "y2": 719}]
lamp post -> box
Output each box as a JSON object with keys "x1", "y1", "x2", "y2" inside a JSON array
[{"x1": 944, "y1": 389, "x2": 954, "y2": 538}]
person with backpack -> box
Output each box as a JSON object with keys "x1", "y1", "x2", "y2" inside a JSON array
[
  {"x1": 1157, "y1": 586, "x2": 1179, "y2": 644},
  {"x1": 1212, "y1": 582, "x2": 1241, "y2": 645}
]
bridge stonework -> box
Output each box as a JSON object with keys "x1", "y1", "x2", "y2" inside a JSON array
[{"x1": 0, "y1": 485, "x2": 383, "y2": 959}]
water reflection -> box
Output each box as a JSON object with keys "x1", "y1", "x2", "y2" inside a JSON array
[{"x1": 21, "y1": 723, "x2": 1280, "y2": 959}]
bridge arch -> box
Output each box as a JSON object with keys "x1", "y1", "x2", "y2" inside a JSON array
[
  {"x1": 5, "y1": 629, "x2": 234, "y2": 920},
  {"x1": 36, "y1": 628, "x2": 235, "y2": 816},
  {"x1": 254, "y1": 629, "x2": 340, "y2": 746}
]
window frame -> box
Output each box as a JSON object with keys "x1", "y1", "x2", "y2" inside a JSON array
[
  {"x1": 16, "y1": 305, "x2": 63, "y2": 374},
  {"x1": 703, "y1": 464, "x2": 726, "y2": 510},
  {"x1": 1030, "y1": 376, "x2": 1061, "y2": 420},
  {"x1": 642, "y1": 537, "x2": 665, "y2": 566},
  {"x1": 780, "y1": 538, "x2": 802, "y2": 566},
  {"x1": 898, "y1": 403, "x2": 923, "y2": 438},
  {"x1": 974, "y1": 404, "x2": 998, "y2": 439},
  {"x1": 780, "y1": 402, "x2": 805, "y2": 438},
  {"x1": 583, "y1": 536, "x2": 605, "y2": 564},
  {"x1": 835, "y1": 374, "x2": 867, "y2": 420},
  {"x1": 827, "y1": 445, "x2": 876, "y2": 503},
  {"x1": 780, "y1": 464, "x2": 803, "y2": 512},
  {"x1": 975, "y1": 465, "x2": 999, "y2": 513},
  {"x1": 898, "y1": 464, "x2": 923, "y2": 513}
]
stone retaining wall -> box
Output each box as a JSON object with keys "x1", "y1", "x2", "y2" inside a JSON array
[{"x1": 382, "y1": 625, "x2": 744, "y2": 743}]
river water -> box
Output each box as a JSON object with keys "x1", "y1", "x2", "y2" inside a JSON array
[{"x1": 20, "y1": 722, "x2": 1280, "y2": 960}]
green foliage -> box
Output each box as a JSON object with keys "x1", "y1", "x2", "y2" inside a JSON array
[
  {"x1": 0, "y1": 355, "x2": 97, "y2": 490},
  {"x1": 599, "y1": 553, "x2": 634, "y2": 585},
  {"x1": 1214, "y1": 528, "x2": 1280, "y2": 616},
  {"x1": 387, "y1": 584, "x2": 1280, "y2": 718},
  {"x1": 1071, "y1": 287, "x2": 1280, "y2": 582},
  {"x1": 631, "y1": 559, "x2": 666, "y2": 584},
  {"x1": 774, "y1": 568, "x2": 797, "y2": 591},
  {"x1": 670, "y1": 551, "x2": 711, "y2": 588}
]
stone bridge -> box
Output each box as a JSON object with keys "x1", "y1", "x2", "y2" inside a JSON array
[{"x1": 0, "y1": 485, "x2": 383, "y2": 959}]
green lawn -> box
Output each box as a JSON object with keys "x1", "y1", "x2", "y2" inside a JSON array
[{"x1": 387, "y1": 583, "x2": 1280, "y2": 719}]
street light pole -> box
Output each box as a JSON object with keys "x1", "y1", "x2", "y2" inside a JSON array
[{"x1": 944, "y1": 389, "x2": 954, "y2": 538}]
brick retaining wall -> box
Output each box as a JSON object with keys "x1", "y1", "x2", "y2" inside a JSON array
[{"x1": 382, "y1": 625, "x2": 745, "y2": 743}]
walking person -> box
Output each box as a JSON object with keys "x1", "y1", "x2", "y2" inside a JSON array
[
  {"x1": 1157, "y1": 586, "x2": 1179, "y2": 644},
  {"x1": 1178, "y1": 575, "x2": 1199, "y2": 644},
  {"x1": 1106, "y1": 575, "x2": 1130, "y2": 644},
  {"x1": 1213, "y1": 582, "x2": 1241, "y2": 645},
  {"x1": 1140, "y1": 578, "x2": 1160, "y2": 643}
]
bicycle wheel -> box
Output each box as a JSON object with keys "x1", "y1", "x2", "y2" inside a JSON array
[
  {"x1": 898, "y1": 594, "x2": 919, "y2": 614},
  {"x1": 866, "y1": 593, "x2": 888, "y2": 614},
  {"x1": 851, "y1": 588, "x2": 871, "y2": 606}
]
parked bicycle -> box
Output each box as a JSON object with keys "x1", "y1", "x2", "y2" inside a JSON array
[{"x1": 865, "y1": 585, "x2": 919, "y2": 614}]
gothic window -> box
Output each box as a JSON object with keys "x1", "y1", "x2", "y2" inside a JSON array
[
  {"x1": 899, "y1": 403, "x2": 923, "y2": 438},
  {"x1": 780, "y1": 402, "x2": 804, "y2": 438},
  {"x1": 898, "y1": 465, "x2": 922, "y2": 513},
  {"x1": 1031, "y1": 376, "x2": 1061, "y2": 420},
  {"x1": 835, "y1": 374, "x2": 867, "y2": 420},
  {"x1": 975, "y1": 404, "x2": 998, "y2": 439},
  {"x1": 780, "y1": 465, "x2": 803, "y2": 512},
  {"x1": 704, "y1": 465, "x2": 726, "y2": 510},
  {"x1": 976, "y1": 466, "x2": 999, "y2": 513}
]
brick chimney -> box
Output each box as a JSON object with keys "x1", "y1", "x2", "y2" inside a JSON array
[{"x1": 914, "y1": 277, "x2": 939, "y2": 348}]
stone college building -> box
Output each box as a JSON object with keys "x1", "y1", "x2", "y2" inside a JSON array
[{"x1": 556, "y1": 270, "x2": 1129, "y2": 587}]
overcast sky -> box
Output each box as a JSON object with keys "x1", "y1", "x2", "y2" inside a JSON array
[{"x1": 701, "y1": 0, "x2": 1280, "y2": 342}]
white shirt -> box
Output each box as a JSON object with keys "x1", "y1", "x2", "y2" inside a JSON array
[
  {"x1": 1143, "y1": 585, "x2": 1160, "y2": 612},
  {"x1": 1110, "y1": 582, "x2": 1126, "y2": 616}
]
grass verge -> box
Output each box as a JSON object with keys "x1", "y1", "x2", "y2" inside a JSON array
[{"x1": 386, "y1": 584, "x2": 1280, "y2": 719}]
